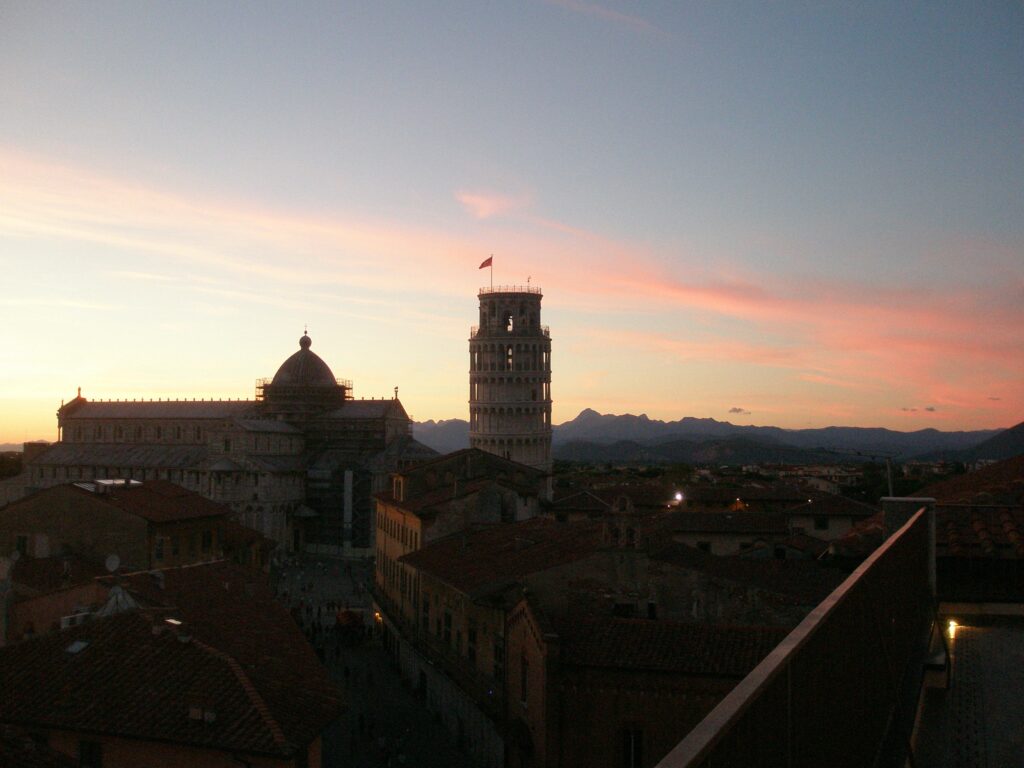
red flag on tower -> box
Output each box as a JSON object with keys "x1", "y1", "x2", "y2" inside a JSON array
[{"x1": 479, "y1": 256, "x2": 493, "y2": 269}]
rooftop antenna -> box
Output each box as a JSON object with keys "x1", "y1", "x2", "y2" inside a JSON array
[{"x1": 393, "y1": 386, "x2": 398, "y2": 400}]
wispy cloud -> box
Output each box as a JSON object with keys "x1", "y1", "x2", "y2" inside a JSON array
[
  {"x1": 2, "y1": 147, "x2": 1020, "y2": 431},
  {"x1": 455, "y1": 190, "x2": 528, "y2": 220},
  {"x1": 544, "y1": 0, "x2": 659, "y2": 34}
]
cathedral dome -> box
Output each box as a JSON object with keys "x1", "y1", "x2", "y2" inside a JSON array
[{"x1": 270, "y1": 334, "x2": 338, "y2": 387}]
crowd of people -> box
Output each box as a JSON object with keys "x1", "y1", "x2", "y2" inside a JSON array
[{"x1": 274, "y1": 557, "x2": 370, "y2": 663}]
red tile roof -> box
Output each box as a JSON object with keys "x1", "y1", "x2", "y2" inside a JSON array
[
  {"x1": 649, "y1": 542, "x2": 844, "y2": 605},
  {"x1": 97, "y1": 560, "x2": 342, "y2": 748},
  {"x1": 399, "y1": 518, "x2": 605, "y2": 597},
  {"x1": 668, "y1": 510, "x2": 788, "y2": 535},
  {"x1": 937, "y1": 505, "x2": 1024, "y2": 558},
  {"x1": 827, "y1": 511, "x2": 886, "y2": 559},
  {"x1": 72, "y1": 480, "x2": 231, "y2": 523},
  {"x1": 783, "y1": 494, "x2": 879, "y2": 518},
  {"x1": 0, "y1": 611, "x2": 315, "y2": 758},
  {"x1": 918, "y1": 456, "x2": 1024, "y2": 505},
  {"x1": 556, "y1": 617, "x2": 787, "y2": 677}
]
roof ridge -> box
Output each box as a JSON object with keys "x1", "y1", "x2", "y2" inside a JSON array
[{"x1": 191, "y1": 637, "x2": 289, "y2": 749}]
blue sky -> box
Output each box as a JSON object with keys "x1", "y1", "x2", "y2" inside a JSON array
[{"x1": 1, "y1": 1, "x2": 1021, "y2": 441}]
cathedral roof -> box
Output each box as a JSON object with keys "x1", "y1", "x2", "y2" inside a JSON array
[{"x1": 270, "y1": 334, "x2": 338, "y2": 388}]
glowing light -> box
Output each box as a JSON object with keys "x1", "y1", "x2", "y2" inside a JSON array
[
  {"x1": 674, "y1": 492, "x2": 683, "y2": 502},
  {"x1": 947, "y1": 620, "x2": 957, "y2": 639},
  {"x1": 374, "y1": 611, "x2": 383, "y2": 623},
  {"x1": 165, "y1": 618, "x2": 182, "y2": 626}
]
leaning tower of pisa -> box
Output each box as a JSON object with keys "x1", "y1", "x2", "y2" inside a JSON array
[{"x1": 469, "y1": 285, "x2": 552, "y2": 480}]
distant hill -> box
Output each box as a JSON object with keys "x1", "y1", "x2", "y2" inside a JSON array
[
  {"x1": 413, "y1": 409, "x2": 1003, "y2": 465},
  {"x1": 971, "y1": 421, "x2": 1024, "y2": 460},
  {"x1": 0, "y1": 444, "x2": 24, "y2": 453},
  {"x1": 555, "y1": 437, "x2": 842, "y2": 466},
  {"x1": 553, "y1": 409, "x2": 999, "y2": 458},
  {"x1": 412, "y1": 420, "x2": 471, "y2": 454},
  {"x1": 915, "y1": 420, "x2": 1024, "y2": 462}
]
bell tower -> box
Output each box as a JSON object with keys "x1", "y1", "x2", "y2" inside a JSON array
[{"x1": 469, "y1": 286, "x2": 552, "y2": 481}]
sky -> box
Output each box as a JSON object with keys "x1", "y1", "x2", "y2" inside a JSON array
[{"x1": 1, "y1": 1, "x2": 1022, "y2": 443}]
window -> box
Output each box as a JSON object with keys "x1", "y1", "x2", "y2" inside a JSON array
[
  {"x1": 494, "y1": 638, "x2": 505, "y2": 680},
  {"x1": 443, "y1": 611, "x2": 452, "y2": 644},
  {"x1": 172, "y1": 537, "x2": 180, "y2": 557},
  {"x1": 15, "y1": 535, "x2": 29, "y2": 556},
  {"x1": 621, "y1": 727, "x2": 643, "y2": 768},
  {"x1": 201, "y1": 530, "x2": 213, "y2": 552},
  {"x1": 154, "y1": 538, "x2": 165, "y2": 561},
  {"x1": 223, "y1": 438, "x2": 232, "y2": 453},
  {"x1": 468, "y1": 626, "x2": 477, "y2": 663},
  {"x1": 520, "y1": 655, "x2": 529, "y2": 704}
]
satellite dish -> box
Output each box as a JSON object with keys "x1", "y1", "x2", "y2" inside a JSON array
[{"x1": 105, "y1": 554, "x2": 121, "y2": 573}]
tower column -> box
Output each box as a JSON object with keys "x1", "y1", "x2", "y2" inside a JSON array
[{"x1": 468, "y1": 287, "x2": 552, "y2": 478}]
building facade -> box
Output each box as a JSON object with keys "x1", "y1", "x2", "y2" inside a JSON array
[
  {"x1": 22, "y1": 334, "x2": 435, "y2": 555},
  {"x1": 469, "y1": 286, "x2": 552, "y2": 484}
]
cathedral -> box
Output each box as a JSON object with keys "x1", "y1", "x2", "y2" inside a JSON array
[{"x1": 24, "y1": 333, "x2": 436, "y2": 555}]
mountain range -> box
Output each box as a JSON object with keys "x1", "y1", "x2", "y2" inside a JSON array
[{"x1": 414, "y1": 409, "x2": 1016, "y2": 464}]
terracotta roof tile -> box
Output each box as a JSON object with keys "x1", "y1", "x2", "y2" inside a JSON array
[
  {"x1": 648, "y1": 542, "x2": 843, "y2": 605},
  {"x1": 918, "y1": 456, "x2": 1024, "y2": 505},
  {"x1": 400, "y1": 518, "x2": 604, "y2": 596},
  {"x1": 71, "y1": 479, "x2": 230, "y2": 523},
  {"x1": 936, "y1": 505, "x2": 1024, "y2": 558},
  {"x1": 100, "y1": 560, "x2": 342, "y2": 748},
  {"x1": 668, "y1": 510, "x2": 789, "y2": 535},
  {"x1": 0, "y1": 612, "x2": 292, "y2": 756},
  {"x1": 784, "y1": 494, "x2": 879, "y2": 518}
]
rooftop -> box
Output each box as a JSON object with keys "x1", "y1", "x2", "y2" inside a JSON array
[
  {"x1": 30, "y1": 442, "x2": 207, "y2": 468},
  {"x1": 914, "y1": 621, "x2": 1024, "y2": 768},
  {"x1": 668, "y1": 510, "x2": 789, "y2": 535},
  {"x1": 918, "y1": 455, "x2": 1024, "y2": 505},
  {"x1": 0, "y1": 610, "x2": 338, "y2": 758},
  {"x1": 58, "y1": 399, "x2": 255, "y2": 419},
  {"x1": 70, "y1": 479, "x2": 231, "y2": 523},
  {"x1": 400, "y1": 518, "x2": 604, "y2": 597}
]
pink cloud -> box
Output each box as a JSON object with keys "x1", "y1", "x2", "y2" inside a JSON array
[{"x1": 454, "y1": 190, "x2": 528, "y2": 220}]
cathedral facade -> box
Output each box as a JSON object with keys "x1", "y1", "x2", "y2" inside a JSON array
[{"x1": 25, "y1": 334, "x2": 435, "y2": 555}]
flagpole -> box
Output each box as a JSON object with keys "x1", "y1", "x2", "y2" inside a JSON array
[{"x1": 490, "y1": 254, "x2": 493, "y2": 290}]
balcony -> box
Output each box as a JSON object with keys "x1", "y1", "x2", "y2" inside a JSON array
[
  {"x1": 469, "y1": 325, "x2": 550, "y2": 339},
  {"x1": 657, "y1": 507, "x2": 935, "y2": 768},
  {"x1": 478, "y1": 285, "x2": 541, "y2": 296}
]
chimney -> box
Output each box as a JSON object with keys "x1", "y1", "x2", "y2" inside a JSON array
[{"x1": 882, "y1": 496, "x2": 936, "y2": 597}]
